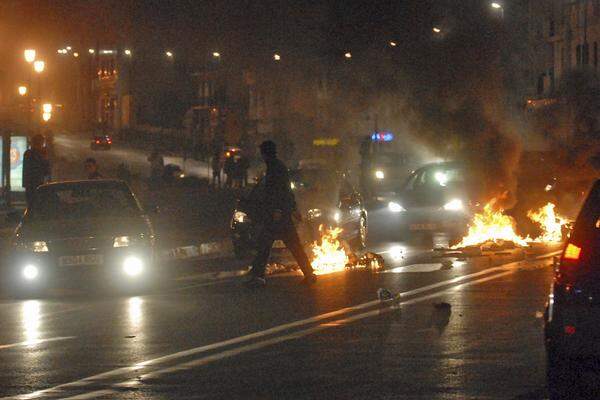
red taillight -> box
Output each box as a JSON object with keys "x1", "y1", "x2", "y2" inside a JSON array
[
  {"x1": 564, "y1": 243, "x2": 582, "y2": 261},
  {"x1": 95, "y1": 140, "x2": 100, "y2": 144},
  {"x1": 564, "y1": 325, "x2": 576, "y2": 335}
]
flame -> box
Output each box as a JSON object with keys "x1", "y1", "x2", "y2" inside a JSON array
[
  {"x1": 527, "y1": 202, "x2": 568, "y2": 243},
  {"x1": 453, "y1": 201, "x2": 528, "y2": 248},
  {"x1": 310, "y1": 226, "x2": 349, "y2": 275},
  {"x1": 453, "y1": 200, "x2": 569, "y2": 249}
]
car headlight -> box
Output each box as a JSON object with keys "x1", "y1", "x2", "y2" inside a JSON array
[
  {"x1": 308, "y1": 208, "x2": 322, "y2": 220},
  {"x1": 113, "y1": 236, "x2": 131, "y2": 248},
  {"x1": 333, "y1": 211, "x2": 341, "y2": 223},
  {"x1": 233, "y1": 210, "x2": 248, "y2": 223},
  {"x1": 16, "y1": 241, "x2": 49, "y2": 252},
  {"x1": 443, "y1": 199, "x2": 464, "y2": 211},
  {"x1": 22, "y1": 264, "x2": 39, "y2": 280},
  {"x1": 123, "y1": 256, "x2": 143, "y2": 276},
  {"x1": 388, "y1": 202, "x2": 406, "y2": 213},
  {"x1": 375, "y1": 170, "x2": 385, "y2": 180}
]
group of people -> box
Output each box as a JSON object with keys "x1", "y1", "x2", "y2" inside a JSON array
[{"x1": 212, "y1": 151, "x2": 250, "y2": 189}]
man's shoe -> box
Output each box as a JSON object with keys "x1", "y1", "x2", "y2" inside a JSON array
[
  {"x1": 245, "y1": 276, "x2": 266, "y2": 288},
  {"x1": 300, "y1": 273, "x2": 317, "y2": 286}
]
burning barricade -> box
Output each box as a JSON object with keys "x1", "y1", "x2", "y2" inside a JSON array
[
  {"x1": 451, "y1": 200, "x2": 570, "y2": 253},
  {"x1": 309, "y1": 226, "x2": 383, "y2": 275}
]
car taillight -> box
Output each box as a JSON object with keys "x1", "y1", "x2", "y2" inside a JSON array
[
  {"x1": 95, "y1": 140, "x2": 100, "y2": 144},
  {"x1": 564, "y1": 325, "x2": 576, "y2": 335},
  {"x1": 564, "y1": 243, "x2": 582, "y2": 261}
]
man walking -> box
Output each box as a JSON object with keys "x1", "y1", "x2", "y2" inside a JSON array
[
  {"x1": 246, "y1": 140, "x2": 316, "y2": 287},
  {"x1": 23, "y1": 134, "x2": 50, "y2": 209}
]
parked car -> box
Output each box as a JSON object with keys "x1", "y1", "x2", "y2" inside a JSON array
[
  {"x1": 91, "y1": 134, "x2": 112, "y2": 150},
  {"x1": 230, "y1": 164, "x2": 368, "y2": 260},
  {"x1": 7, "y1": 180, "x2": 157, "y2": 295},
  {"x1": 545, "y1": 179, "x2": 600, "y2": 399}
]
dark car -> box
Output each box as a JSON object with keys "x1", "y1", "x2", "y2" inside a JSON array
[
  {"x1": 230, "y1": 165, "x2": 368, "y2": 260},
  {"x1": 544, "y1": 179, "x2": 600, "y2": 399},
  {"x1": 7, "y1": 180, "x2": 157, "y2": 294},
  {"x1": 385, "y1": 161, "x2": 472, "y2": 242},
  {"x1": 91, "y1": 134, "x2": 112, "y2": 150}
]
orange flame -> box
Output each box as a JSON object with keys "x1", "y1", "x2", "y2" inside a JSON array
[
  {"x1": 454, "y1": 200, "x2": 569, "y2": 248},
  {"x1": 527, "y1": 202, "x2": 568, "y2": 243},
  {"x1": 310, "y1": 226, "x2": 349, "y2": 275},
  {"x1": 453, "y1": 201, "x2": 528, "y2": 248}
]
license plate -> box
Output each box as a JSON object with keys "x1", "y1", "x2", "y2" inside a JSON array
[
  {"x1": 409, "y1": 223, "x2": 438, "y2": 231},
  {"x1": 272, "y1": 240, "x2": 286, "y2": 249},
  {"x1": 59, "y1": 254, "x2": 103, "y2": 267}
]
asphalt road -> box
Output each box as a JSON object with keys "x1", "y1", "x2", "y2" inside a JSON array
[{"x1": 0, "y1": 242, "x2": 562, "y2": 399}]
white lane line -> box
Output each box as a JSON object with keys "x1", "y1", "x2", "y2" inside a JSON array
[
  {"x1": 3, "y1": 253, "x2": 554, "y2": 400},
  {"x1": 60, "y1": 390, "x2": 116, "y2": 400},
  {"x1": 0, "y1": 336, "x2": 75, "y2": 350}
]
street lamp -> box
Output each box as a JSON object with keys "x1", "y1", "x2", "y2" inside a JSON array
[
  {"x1": 88, "y1": 48, "x2": 95, "y2": 54},
  {"x1": 344, "y1": 52, "x2": 352, "y2": 59},
  {"x1": 212, "y1": 52, "x2": 221, "y2": 58},
  {"x1": 433, "y1": 27, "x2": 442, "y2": 33},
  {"x1": 42, "y1": 103, "x2": 52, "y2": 113},
  {"x1": 73, "y1": 52, "x2": 79, "y2": 58},
  {"x1": 124, "y1": 49, "x2": 132, "y2": 56},
  {"x1": 491, "y1": 2, "x2": 504, "y2": 17},
  {"x1": 273, "y1": 53, "x2": 281, "y2": 61},
  {"x1": 18, "y1": 86, "x2": 28, "y2": 96},
  {"x1": 165, "y1": 50, "x2": 174, "y2": 58},
  {"x1": 24, "y1": 49, "x2": 36, "y2": 63},
  {"x1": 42, "y1": 112, "x2": 51, "y2": 122},
  {"x1": 33, "y1": 60, "x2": 45, "y2": 73},
  {"x1": 389, "y1": 41, "x2": 397, "y2": 47}
]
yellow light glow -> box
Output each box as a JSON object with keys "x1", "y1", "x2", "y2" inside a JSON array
[
  {"x1": 433, "y1": 27, "x2": 442, "y2": 33},
  {"x1": 73, "y1": 52, "x2": 79, "y2": 58},
  {"x1": 33, "y1": 60, "x2": 45, "y2": 73},
  {"x1": 24, "y1": 49, "x2": 36, "y2": 63},
  {"x1": 213, "y1": 52, "x2": 221, "y2": 58},
  {"x1": 165, "y1": 51, "x2": 173, "y2": 58},
  {"x1": 389, "y1": 41, "x2": 397, "y2": 47},
  {"x1": 124, "y1": 49, "x2": 132, "y2": 56},
  {"x1": 273, "y1": 53, "x2": 281, "y2": 61},
  {"x1": 42, "y1": 112, "x2": 51, "y2": 122},
  {"x1": 88, "y1": 48, "x2": 95, "y2": 54},
  {"x1": 344, "y1": 52, "x2": 352, "y2": 59},
  {"x1": 18, "y1": 86, "x2": 27, "y2": 96},
  {"x1": 42, "y1": 103, "x2": 52, "y2": 113}
]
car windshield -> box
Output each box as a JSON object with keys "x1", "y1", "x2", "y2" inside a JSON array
[{"x1": 28, "y1": 184, "x2": 141, "y2": 221}]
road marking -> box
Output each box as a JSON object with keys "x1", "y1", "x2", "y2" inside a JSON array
[
  {"x1": 67, "y1": 267, "x2": 522, "y2": 399},
  {"x1": 2, "y1": 252, "x2": 555, "y2": 400},
  {"x1": 60, "y1": 390, "x2": 116, "y2": 400},
  {"x1": 0, "y1": 336, "x2": 75, "y2": 350}
]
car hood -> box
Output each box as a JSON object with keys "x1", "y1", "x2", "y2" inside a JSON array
[{"x1": 16, "y1": 216, "x2": 152, "y2": 241}]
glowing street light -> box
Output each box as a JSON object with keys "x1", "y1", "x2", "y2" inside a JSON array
[
  {"x1": 344, "y1": 52, "x2": 352, "y2": 59},
  {"x1": 88, "y1": 48, "x2": 95, "y2": 54},
  {"x1": 42, "y1": 103, "x2": 52, "y2": 113},
  {"x1": 18, "y1": 86, "x2": 28, "y2": 96},
  {"x1": 33, "y1": 60, "x2": 45, "y2": 73},
  {"x1": 42, "y1": 112, "x2": 51, "y2": 122},
  {"x1": 389, "y1": 41, "x2": 397, "y2": 47},
  {"x1": 66, "y1": 46, "x2": 72, "y2": 51},
  {"x1": 24, "y1": 49, "x2": 36, "y2": 63},
  {"x1": 73, "y1": 52, "x2": 79, "y2": 58},
  {"x1": 124, "y1": 49, "x2": 132, "y2": 56},
  {"x1": 491, "y1": 2, "x2": 502, "y2": 9},
  {"x1": 212, "y1": 52, "x2": 221, "y2": 58},
  {"x1": 165, "y1": 50, "x2": 174, "y2": 58},
  {"x1": 273, "y1": 53, "x2": 281, "y2": 61},
  {"x1": 433, "y1": 27, "x2": 442, "y2": 34}
]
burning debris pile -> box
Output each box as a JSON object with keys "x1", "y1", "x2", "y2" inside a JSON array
[
  {"x1": 310, "y1": 226, "x2": 383, "y2": 275},
  {"x1": 453, "y1": 201, "x2": 569, "y2": 250}
]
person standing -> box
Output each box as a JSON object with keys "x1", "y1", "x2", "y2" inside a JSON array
[
  {"x1": 246, "y1": 140, "x2": 316, "y2": 287},
  {"x1": 23, "y1": 134, "x2": 50, "y2": 208},
  {"x1": 84, "y1": 158, "x2": 103, "y2": 179},
  {"x1": 211, "y1": 151, "x2": 222, "y2": 188},
  {"x1": 148, "y1": 149, "x2": 164, "y2": 185}
]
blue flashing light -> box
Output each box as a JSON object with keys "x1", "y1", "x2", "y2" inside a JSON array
[{"x1": 371, "y1": 132, "x2": 394, "y2": 142}]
